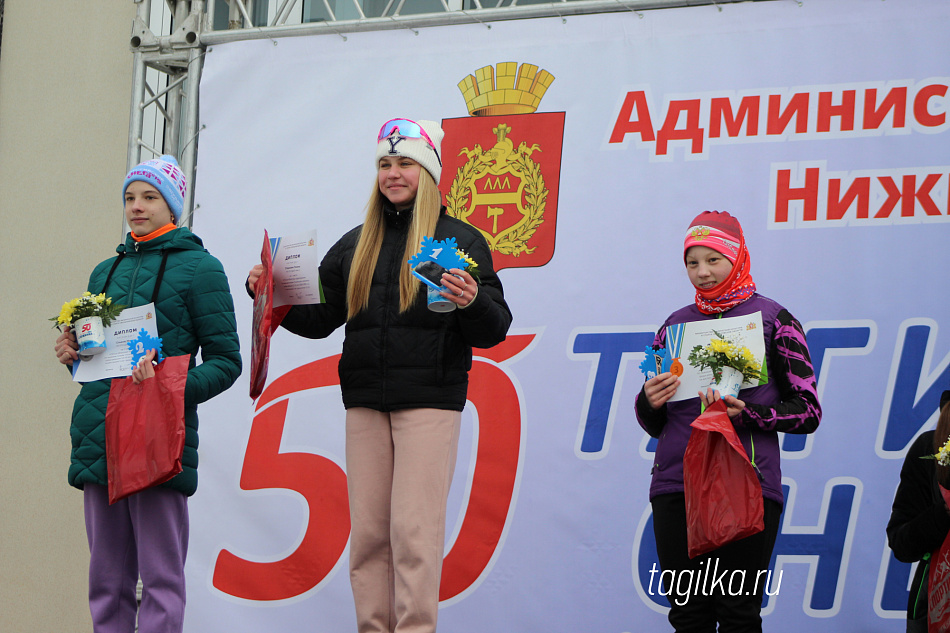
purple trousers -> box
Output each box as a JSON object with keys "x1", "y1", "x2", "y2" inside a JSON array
[{"x1": 83, "y1": 484, "x2": 189, "y2": 633}]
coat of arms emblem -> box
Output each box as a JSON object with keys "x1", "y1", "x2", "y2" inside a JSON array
[{"x1": 441, "y1": 63, "x2": 564, "y2": 271}]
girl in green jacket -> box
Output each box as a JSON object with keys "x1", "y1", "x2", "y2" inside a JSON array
[{"x1": 53, "y1": 155, "x2": 241, "y2": 633}]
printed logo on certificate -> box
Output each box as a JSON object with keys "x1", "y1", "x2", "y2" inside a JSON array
[{"x1": 669, "y1": 312, "x2": 767, "y2": 402}]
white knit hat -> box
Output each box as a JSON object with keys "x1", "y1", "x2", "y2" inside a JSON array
[{"x1": 375, "y1": 118, "x2": 444, "y2": 185}]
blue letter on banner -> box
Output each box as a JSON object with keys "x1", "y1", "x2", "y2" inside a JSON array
[
  {"x1": 881, "y1": 320, "x2": 950, "y2": 454},
  {"x1": 571, "y1": 330, "x2": 656, "y2": 457}
]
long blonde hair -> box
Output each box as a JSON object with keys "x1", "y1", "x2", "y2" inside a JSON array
[{"x1": 346, "y1": 168, "x2": 442, "y2": 319}]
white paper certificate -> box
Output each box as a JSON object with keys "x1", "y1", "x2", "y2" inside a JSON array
[
  {"x1": 270, "y1": 229, "x2": 321, "y2": 307},
  {"x1": 668, "y1": 311, "x2": 766, "y2": 402},
  {"x1": 71, "y1": 304, "x2": 160, "y2": 383}
]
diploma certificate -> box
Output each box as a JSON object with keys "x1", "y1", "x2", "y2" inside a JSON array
[
  {"x1": 669, "y1": 311, "x2": 766, "y2": 402},
  {"x1": 270, "y1": 229, "x2": 321, "y2": 307},
  {"x1": 72, "y1": 304, "x2": 160, "y2": 383}
]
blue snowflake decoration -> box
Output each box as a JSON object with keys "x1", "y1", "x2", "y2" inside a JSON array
[
  {"x1": 639, "y1": 345, "x2": 671, "y2": 379},
  {"x1": 128, "y1": 329, "x2": 165, "y2": 370},
  {"x1": 407, "y1": 236, "x2": 438, "y2": 268},
  {"x1": 407, "y1": 236, "x2": 467, "y2": 271}
]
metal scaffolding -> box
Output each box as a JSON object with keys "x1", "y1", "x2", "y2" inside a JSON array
[
  {"x1": 127, "y1": 0, "x2": 757, "y2": 228},
  {"x1": 128, "y1": 0, "x2": 204, "y2": 228}
]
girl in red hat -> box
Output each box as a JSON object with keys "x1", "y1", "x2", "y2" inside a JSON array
[{"x1": 637, "y1": 211, "x2": 821, "y2": 631}]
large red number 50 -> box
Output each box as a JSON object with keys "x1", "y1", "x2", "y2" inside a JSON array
[{"x1": 212, "y1": 334, "x2": 534, "y2": 602}]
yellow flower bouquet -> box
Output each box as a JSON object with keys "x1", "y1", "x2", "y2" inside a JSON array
[
  {"x1": 455, "y1": 248, "x2": 480, "y2": 282},
  {"x1": 687, "y1": 330, "x2": 762, "y2": 385},
  {"x1": 923, "y1": 437, "x2": 950, "y2": 467},
  {"x1": 51, "y1": 292, "x2": 125, "y2": 328},
  {"x1": 51, "y1": 292, "x2": 126, "y2": 357}
]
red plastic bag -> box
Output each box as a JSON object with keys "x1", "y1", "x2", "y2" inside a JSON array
[
  {"x1": 250, "y1": 230, "x2": 290, "y2": 400},
  {"x1": 928, "y1": 487, "x2": 950, "y2": 631},
  {"x1": 104, "y1": 354, "x2": 190, "y2": 504},
  {"x1": 683, "y1": 399, "x2": 765, "y2": 559}
]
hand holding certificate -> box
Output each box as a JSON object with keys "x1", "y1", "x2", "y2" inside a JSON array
[{"x1": 250, "y1": 228, "x2": 320, "y2": 399}]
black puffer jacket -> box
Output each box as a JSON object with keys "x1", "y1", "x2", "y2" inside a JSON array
[
  {"x1": 887, "y1": 431, "x2": 950, "y2": 623},
  {"x1": 279, "y1": 205, "x2": 511, "y2": 411}
]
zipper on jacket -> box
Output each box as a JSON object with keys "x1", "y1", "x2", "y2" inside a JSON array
[{"x1": 749, "y1": 434, "x2": 764, "y2": 481}]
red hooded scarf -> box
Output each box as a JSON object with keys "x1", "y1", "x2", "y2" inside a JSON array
[{"x1": 683, "y1": 211, "x2": 756, "y2": 315}]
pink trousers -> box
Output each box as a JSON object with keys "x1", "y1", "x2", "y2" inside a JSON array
[{"x1": 345, "y1": 407, "x2": 462, "y2": 633}]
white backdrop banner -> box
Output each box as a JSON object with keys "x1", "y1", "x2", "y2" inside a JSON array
[{"x1": 188, "y1": 1, "x2": 950, "y2": 630}]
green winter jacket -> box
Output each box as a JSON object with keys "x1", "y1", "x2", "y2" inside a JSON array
[{"x1": 68, "y1": 227, "x2": 241, "y2": 496}]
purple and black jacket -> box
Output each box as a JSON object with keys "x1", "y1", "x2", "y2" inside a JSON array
[{"x1": 635, "y1": 293, "x2": 821, "y2": 506}]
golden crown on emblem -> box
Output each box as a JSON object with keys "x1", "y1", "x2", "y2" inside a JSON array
[{"x1": 458, "y1": 62, "x2": 555, "y2": 117}]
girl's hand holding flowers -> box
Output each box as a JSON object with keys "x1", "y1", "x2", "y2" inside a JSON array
[
  {"x1": 51, "y1": 291, "x2": 125, "y2": 363},
  {"x1": 54, "y1": 327, "x2": 79, "y2": 366}
]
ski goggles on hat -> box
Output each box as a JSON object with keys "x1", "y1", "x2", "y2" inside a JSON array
[{"x1": 377, "y1": 118, "x2": 442, "y2": 166}]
